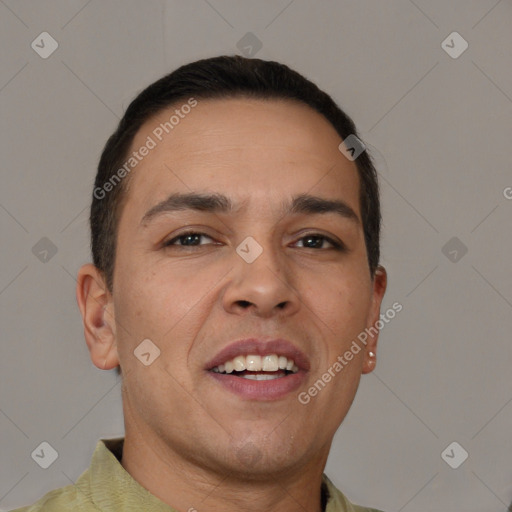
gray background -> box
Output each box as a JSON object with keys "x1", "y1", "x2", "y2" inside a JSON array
[{"x1": 1, "y1": 1, "x2": 511, "y2": 511}]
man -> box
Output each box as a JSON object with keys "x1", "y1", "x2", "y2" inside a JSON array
[{"x1": 12, "y1": 55, "x2": 387, "y2": 511}]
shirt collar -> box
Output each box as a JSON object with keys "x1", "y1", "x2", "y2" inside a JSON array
[{"x1": 76, "y1": 437, "x2": 175, "y2": 511}]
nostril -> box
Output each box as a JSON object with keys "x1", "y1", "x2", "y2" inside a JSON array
[{"x1": 237, "y1": 300, "x2": 252, "y2": 308}]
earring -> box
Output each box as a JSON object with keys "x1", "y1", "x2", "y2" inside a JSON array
[{"x1": 369, "y1": 351, "x2": 375, "y2": 358}]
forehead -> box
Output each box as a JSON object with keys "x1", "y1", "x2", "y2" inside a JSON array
[{"x1": 123, "y1": 97, "x2": 360, "y2": 217}]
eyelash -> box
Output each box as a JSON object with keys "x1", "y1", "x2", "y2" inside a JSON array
[{"x1": 163, "y1": 231, "x2": 345, "y2": 251}]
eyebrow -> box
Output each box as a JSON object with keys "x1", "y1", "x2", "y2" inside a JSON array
[{"x1": 140, "y1": 192, "x2": 360, "y2": 226}]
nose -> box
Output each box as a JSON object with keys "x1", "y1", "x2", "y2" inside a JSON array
[{"x1": 222, "y1": 239, "x2": 300, "y2": 319}]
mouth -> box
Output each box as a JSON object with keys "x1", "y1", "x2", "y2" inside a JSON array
[
  {"x1": 205, "y1": 339, "x2": 309, "y2": 400},
  {"x1": 211, "y1": 354, "x2": 299, "y2": 380}
]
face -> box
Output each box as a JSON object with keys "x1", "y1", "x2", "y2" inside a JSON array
[{"x1": 81, "y1": 97, "x2": 386, "y2": 479}]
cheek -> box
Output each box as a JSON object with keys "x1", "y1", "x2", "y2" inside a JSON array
[
  {"x1": 113, "y1": 272, "x2": 198, "y2": 388},
  {"x1": 139, "y1": 266, "x2": 213, "y2": 324},
  {"x1": 317, "y1": 269, "x2": 371, "y2": 319},
  {"x1": 114, "y1": 259, "x2": 220, "y2": 362},
  {"x1": 116, "y1": 256, "x2": 189, "y2": 320}
]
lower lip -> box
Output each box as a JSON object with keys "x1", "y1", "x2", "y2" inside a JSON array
[{"x1": 207, "y1": 371, "x2": 306, "y2": 401}]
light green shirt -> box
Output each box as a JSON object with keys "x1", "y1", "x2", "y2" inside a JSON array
[{"x1": 10, "y1": 438, "x2": 383, "y2": 512}]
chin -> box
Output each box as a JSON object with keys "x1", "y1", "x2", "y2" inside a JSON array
[{"x1": 217, "y1": 440, "x2": 306, "y2": 481}]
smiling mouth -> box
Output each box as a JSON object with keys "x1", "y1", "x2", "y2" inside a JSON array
[
  {"x1": 209, "y1": 354, "x2": 299, "y2": 380},
  {"x1": 212, "y1": 369, "x2": 296, "y2": 380},
  {"x1": 207, "y1": 350, "x2": 306, "y2": 400}
]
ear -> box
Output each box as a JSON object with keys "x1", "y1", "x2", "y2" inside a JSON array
[
  {"x1": 362, "y1": 265, "x2": 387, "y2": 374},
  {"x1": 76, "y1": 264, "x2": 120, "y2": 371}
]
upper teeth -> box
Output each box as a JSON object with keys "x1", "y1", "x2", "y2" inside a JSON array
[{"x1": 212, "y1": 354, "x2": 299, "y2": 374}]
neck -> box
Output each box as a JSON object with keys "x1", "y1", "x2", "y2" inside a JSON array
[{"x1": 120, "y1": 427, "x2": 328, "y2": 512}]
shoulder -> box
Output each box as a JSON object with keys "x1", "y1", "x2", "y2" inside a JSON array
[
  {"x1": 323, "y1": 474, "x2": 385, "y2": 512},
  {"x1": 8, "y1": 484, "x2": 83, "y2": 511},
  {"x1": 9, "y1": 438, "x2": 118, "y2": 511}
]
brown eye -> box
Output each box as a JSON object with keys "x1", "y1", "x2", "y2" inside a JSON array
[
  {"x1": 294, "y1": 234, "x2": 344, "y2": 250},
  {"x1": 164, "y1": 232, "x2": 214, "y2": 247},
  {"x1": 299, "y1": 233, "x2": 346, "y2": 251}
]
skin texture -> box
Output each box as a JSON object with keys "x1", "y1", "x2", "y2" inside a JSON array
[{"x1": 76, "y1": 97, "x2": 387, "y2": 512}]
